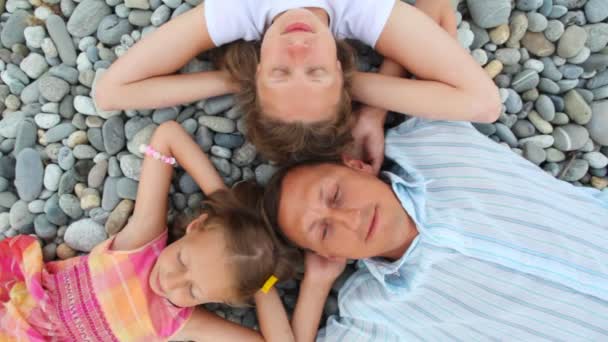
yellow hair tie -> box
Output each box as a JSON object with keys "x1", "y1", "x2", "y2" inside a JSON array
[{"x1": 261, "y1": 275, "x2": 278, "y2": 294}]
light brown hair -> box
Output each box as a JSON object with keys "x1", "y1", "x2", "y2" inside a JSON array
[
  {"x1": 192, "y1": 181, "x2": 302, "y2": 305},
  {"x1": 214, "y1": 40, "x2": 357, "y2": 164}
]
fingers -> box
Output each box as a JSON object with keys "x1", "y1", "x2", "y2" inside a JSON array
[{"x1": 441, "y1": 10, "x2": 458, "y2": 38}]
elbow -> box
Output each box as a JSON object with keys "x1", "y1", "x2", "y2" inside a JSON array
[{"x1": 470, "y1": 87, "x2": 502, "y2": 123}]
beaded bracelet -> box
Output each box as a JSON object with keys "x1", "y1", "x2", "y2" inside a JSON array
[{"x1": 139, "y1": 144, "x2": 177, "y2": 166}]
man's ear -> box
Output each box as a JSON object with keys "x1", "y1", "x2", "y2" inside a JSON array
[
  {"x1": 186, "y1": 213, "x2": 208, "y2": 234},
  {"x1": 341, "y1": 154, "x2": 374, "y2": 174}
]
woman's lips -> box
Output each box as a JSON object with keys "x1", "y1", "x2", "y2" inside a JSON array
[{"x1": 284, "y1": 22, "x2": 313, "y2": 34}]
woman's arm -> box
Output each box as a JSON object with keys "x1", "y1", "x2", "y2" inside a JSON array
[
  {"x1": 172, "y1": 308, "x2": 265, "y2": 342},
  {"x1": 254, "y1": 288, "x2": 295, "y2": 342},
  {"x1": 94, "y1": 4, "x2": 238, "y2": 111},
  {"x1": 112, "y1": 121, "x2": 225, "y2": 251},
  {"x1": 362, "y1": 1, "x2": 501, "y2": 123}
]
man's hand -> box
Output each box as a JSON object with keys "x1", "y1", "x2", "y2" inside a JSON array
[
  {"x1": 415, "y1": 0, "x2": 458, "y2": 38},
  {"x1": 351, "y1": 106, "x2": 387, "y2": 175},
  {"x1": 304, "y1": 252, "x2": 347, "y2": 285}
]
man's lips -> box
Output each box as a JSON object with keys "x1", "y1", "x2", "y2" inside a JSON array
[
  {"x1": 365, "y1": 206, "x2": 378, "y2": 242},
  {"x1": 283, "y1": 22, "x2": 313, "y2": 34}
]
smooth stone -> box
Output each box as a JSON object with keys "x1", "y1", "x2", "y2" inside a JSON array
[
  {"x1": 35, "y1": 113, "x2": 61, "y2": 129},
  {"x1": 45, "y1": 123, "x2": 76, "y2": 143},
  {"x1": 495, "y1": 48, "x2": 521, "y2": 65},
  {"x1": 43, "y1": 164, "x2": 62, "y2": 192},
  {"x1": 585, "y1": 0, "x2": 608, "y2": 23},
  {"x1": 560, "y1": 64, "x2": 584, "y2": 79},
  {"x1": 210, "y1": 145, "x2": 232, "y2": 159},
  {"x1": 527, "y1": 12, "x2": 548, "y2": 32},
  {"x1": 507, "y1": 12, "x2": 528, "y2": 47},
  {"x1": 528, "y1": 110, "x2": 554, "y2": 134},
  {"x1": 178, "y1": 174, "x2": 198, "y2": 194},
  {"x1": 45, "y1": 16, "x2": 77, "y2": 65},
  {"x1": 198, "y1": 116, "x2": 235, "y2": 133},
  {"x1": 522, "y1": 32, "x2": 556, "y2": 57},
  {"x1": 0, "y1": 156, "x2": 16, "y2": 181},
  {"x1": 28, "y1": 199, "x2": 46, "y2": 214},
  {"x1": 0, "y1": 192, "x2": 18, "y2": 209},
  {"x1": 523, "y1": 142, "x2": 547, "y2": 165},
  {"x1": 73, "y1": 95, "x2": 97, "y2": 115},
  {"x1": 87, "y1": 128, "x2": 105, "y2": 152},
  {"x1": 42, "y1": 243, "x2": 57, "y2": 261},
  {"x1": 524, "y1": 59, "x2": 545, "y2": 73},
  {"x1": 151, "y1": 4, "x2": 171, "y2": 26},
  {"x1": 125, "y1": 117, "x2": 153, "y2": 140},
  {"x1": 255, "y1": 164, "x2": 279, "y2": 186},
  {"x1": 56, "y1": 147, "x2": 74, "y2": 172},
  {"x1": 564, "y1": 89, "x2": 592, "y2": 125},
  {"x1": 484, "y1": 60, "x2": 503, "y2": 79},
  {"x1": 557, "y1": 79, "x2": 579, "y2": 92},
  {"x1": 44, "y1": 194, "x2": 68, "y2": 226},
  {"x1": 517, "y1": 0, "x2": 544, "y2": 11},
  {"x1": 0, "y1": 178, "x2": 9, "y2": 192},
  {"x1": 214, "y1": 133, "x2": 244, "y2": 149},
  {"x1": 519, "y1": 135, "x2": 555, "y2": 148},
  {"x1": 210, "y1": 157, "x2": 231, "y2": 176},
  {"x1": 494, "y1": 123, "x2": 518, "y2": 147},
  {"x1": 203, "y1": 95, "x2": 236, "y2": 115},
  {"x1": 116, "y1": 177, "x2": 138, "y2": 199},
  {"x1": 586, "y1": 100, "x2": 608, "y2": 145},
  {"x1": 128, "y1": 10, "x2": 152, "y2": 26},
  {"x1": 552, "y1": 124, "x2": 589, "y2": 151},
  {"x1": 64, "y1": 218, "x2": 107, "y2": 252},
  {"x1": 0, "y1": 111, "x2": 26, "y2": 139},
  {"x1": 551, "y1": 112, "x2": 570, "y2": 125},
  {"x1": 512, "y1": 69, "x2": 540, "y2": 92},
  {"x1": 73, "y1": 145, "x2": 97, "y2": 159},
  {"x1": 105, "y1": 199, "x2": 133, "y2": 235},
  {"x1": 562, "y1": 159, "x2": 589, "y2": 182},
  {"x1": 584, "y1": 23, "x2": 608, "y2": 53},
  {"x1": 9, "y1": 200, "x2": 34, "y2": 232},
  {"x1": 505, "y1": 89, "x2": 523, "y2": 113},
  {"x1": 152, "y1": 107, "x2": 178, "y2": 123},
  {"x1": 582, "y1": 54, "x2": 608, "y2": 73},
  {"x1": 466, "y1": 0, "x2": 511, "y2": 28},
  {"x1": 549, "y1": 5, "x2": 568, "y2": 18},
  {"x1": 568, "y1": 47, "x2": 591, "y2": 64},
  {"x1": 591, "y1": 176, "x2": 608, "y2": 189},
  {"x1": 67, "y1": 0, "x2": 112, "y2": 37},
  {"x1": 119, "y1": 154, "x2": 142, "y2": 180},
  {"x1": 231, "y1": 142, "x2": 257, "y2": 167},
  {"x1": 102, "y1": 116, "x2": 125, "y2": 155},
  {"x1": 88, "y1": 160, "x2": 107, "y2": 188},
  {"x1": 59, "y1": 194, "x2": 83, "y2": 219},
  {"x1": 14, "y1": 119, "x2": 36, "y2": 155},
  {"x1": 1, "y1": 10, "x2": 29, "y2": 47},
  {"x1": 546, "y1": 148, "x2": 566, "y2": 162},
  {"x1": 80, "y1": 188, "x2": 101, "y2": 210},
  {"x1": 558, "y1": 26, "x2": 587, "y2": 59},
  {"x1": 512, "y1": 120, "x2": 537, "y2": 138},
  {"x1": 535, "y1": 94, "x2": 557, "y2": 121},
  {"x1": 20, "y1": 53, "x2": 48, "y2": 79},
  {"x1": 15, "y1": 148, "x2": 43, "y2": 201},
  {"x1": 57, "y1": 169, "x2": 78, "y2": 196},
  {"x1": 592, "y1": 85, "x2": 608, "y2": 100},
  {"x1": 56, "y1": 243, "x2": 76, "y2": 259},
  {"x1": 66, "y1": 131, "x2": 88, "y2": 148},
  {"x1": 127, "y1": 124, "x2": 156, "y2": 156},
  {"x1": 541, "y1": 57, "x2": 563, "y2": 81},
  {"x1": 35, "y1": 215, "x2": 57, "y2": 240},
  {"x1": 544, "y1": 20, "x2": 565, "y2": 42},
  {"x1": 583, "y1": 152, "x2": 608, "y2": 168},
  {"x1": 102, "y1": 177, "x2": 120, "y2": 211},
  {"x1": 24, "y1": 25, "x2": 46, "y2": 49},
  {"x1": 470, "y1": 23, "x2": 491, "y2": 49}
]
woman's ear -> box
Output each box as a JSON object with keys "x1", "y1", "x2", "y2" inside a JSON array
[{"x1": 186, "y1": 213, "x2": 208, "y2": 234}]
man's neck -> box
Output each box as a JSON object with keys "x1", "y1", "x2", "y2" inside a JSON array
[{"x1": 379, "y1": 206, "x2": 418, "y2": 261}]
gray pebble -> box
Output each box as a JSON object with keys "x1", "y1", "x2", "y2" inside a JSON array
[
  {"x1": 516, "y1": 0, "x2": 543, "y2": 11},
  {"x1": 512, "y1": 120, "x2": 537, "y2": 138},
  {"x1": 151, "y1": 4, "x2": 171, "y2": 26},
  {"x1": 67, "y1": 0, "x2": 112, "y2": 37},
  {"x1": 88, "y1": 128, "x2": 106, "y2": 152},
  {"x1": 0, "y1": 192, "x2": 18, "y2": 209},
  {"x1": 535, "y1": 94, "x2": 556, "y2": 121},
  {"x1": 195, "y1": 125, "x2": 214, "y2": 152},
  {"x1": 255, "y1": 164, "x2": 279, "y2": 186},
  {"x1": 552, "y1": 124, "x2": 589, "y2": 151},
  {"x1": 560, "y1": 64, "x2": 584, "y2": 80},
  {"x1": 57, "y1": 146, "x2": 75, "y2": 170},
  {"x1": 128, "y1": 10, "x2": 152, "y2": 26},
  {"x1": 512, "y1": 69, "x2": 540, "y2": 92},
  {"x1": 127, "y1": 124, "x2": 156, "y2": 156},
  {"x1": 88, "y1": 160, "x2": 108, "y2": 188},
  {"x1": 35, "y1": 214, "x2": 58, "y2": 240},
  {"x1": 527, "y1": 12, "x2": 548, "y2": 32},
  {"x1": 14, "y1": 119, "x2": 36, "y2": 155},
  {"x1": 45, "y1": 123, "x2": 76, "y2": 143},
  {"x1": 232, "y1": 142, "x2": 257, "y2": 167},
  {"x1": 558, "y1": 26, "x2": 587, "y2": 59},
  {"x1": 102, "y1": 177, "x2": 120, "y2": 211},
  {"x1": 585, "y1": 0, "x2": 608, "y2": 23},
  {"x1": 495, "y1": 48, "x2": 521, "y2": 65},
  {"x1": 15, "y1": 148, "x2": 43, "y2": 201},
  {"x1": 473, "y1": 122, "x2": 497, "y2": 136},
  {"x1": 44, "y1": 164, "x2": 63, "y2": 192},
  {"x1": 519, "y1": 134, "x2": 555, "y2": 148},
  {"x1": 564, "y1": 89, "x2": 592, "y2": 125},
  {"x1": 178, "y1": 174, "x2": 199, "y2": 194},
  {"x1": 44, "y1": 194, "x2": 68, "y2": 226},
  {"x1": 210, "y1": 156, "x2": 231, "y2": 176},
  {"x1": 214, "y1": 133, "x2": 244, "y2": 149},
  {"x1": 211, "y1": 145, "x2": 232, "y2": 159},
  {"x1": 125, "y1": 117, "x2": 153, "y2": 140},
  {"x1": 586, "y1": 100, "x2": 608, "y2": 145},
  {"x1": 466, "y1": 0, "x2": 511, "y2": 28},
  {"x1": 35, "y1": 113, "x2": 62, "y2": 129},
  {"x1": 20, "y1": 53, "x2": 48, "y2": 79},
  {"x1": 73, "y1": 144, "x2": 97, "y2": 159},
  {"x1": 562, "y1": 159, "x2": 589, "y2": 182},
  {"x1": 28, "y1": 199, "x2": 46, "y2": 214},
  {"x1": 152, "y1": 107, "x2": 179, "y2": 123},
  {"x1": 117, "y1": 177, "x2": 139, "y2": 199},
  {"x1": 505, "y1": 89, "x2": 523, "y2": 114},
  {"x1": 10, "y1": 200, "x2": 34, "y2": 233},
  {"x1": 204, "y1": 95, "x2": 235, "y2": 115},
  {"x1": 64, "y1": 218, "x2": 107, "y2": 251},
  {"x1": 584, "y1": 23, "x2": 608, "y2": 53},
  {"x1": 119, "y1": 154, "x2": 142, "y2": 180},
  {"x1": 541, "y1": 57, "x2": 563, "y2": 81},
  {"x1": 544, "y1": 20, "x2": 565, "y2": 42},
  {"x1": 1, "y1": 10, "x2": 29, "y2": 47},
  {"x1": 583, "y1": 151, "x2": 608, "y2": 168},
  {"x1": 102, "y1": 116, "x2": 125, "y2": 155}
]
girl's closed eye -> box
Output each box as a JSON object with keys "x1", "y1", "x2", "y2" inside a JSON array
[{"x1": 321, "y1": 222, "x2": 331, "y2": 240}]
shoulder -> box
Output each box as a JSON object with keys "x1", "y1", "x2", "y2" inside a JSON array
[
  {"x1": 330, "y1": 0, "x2": 396, "y2": 46},
  {"x1": 204, "y1": 0, "x2": 266, "y2": 46}
]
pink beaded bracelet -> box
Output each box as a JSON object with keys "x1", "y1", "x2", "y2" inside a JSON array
[{"x1": 139, "y1": 144, "x2": 177, "y2": 166}]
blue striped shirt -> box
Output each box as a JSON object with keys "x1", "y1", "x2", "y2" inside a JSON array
[{"x1": 317, "y1": 119, "x2": 608, "y2": 342}]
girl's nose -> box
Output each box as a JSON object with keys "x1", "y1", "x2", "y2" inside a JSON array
[
  {"x1": 164, "y1": 270, "x2": 187, "y2": 292},
  {"x1": 287, "y1": 41, "x2": 310, "y2": 57}
]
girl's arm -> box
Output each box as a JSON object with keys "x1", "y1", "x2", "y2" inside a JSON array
[
  {"x1": 94, "y1": 4, "x2": 238, "y2": 111},
  {"x1": 254, "y1": 288, "x2": 295, "y2": 342},
  {"x1": 359, "y1": 1, "x2": 501, "y2": 123},
  {"x1": 172, "y1": 288, "x2": 294, "y2": 342},
  {"x1": 112, "y1": 121, "x2": 225, "y2": 251}
]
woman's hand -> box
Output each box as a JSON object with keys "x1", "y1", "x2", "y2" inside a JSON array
[
  {"x1": 350, "y1": 106, "x2": 386, "y2": 175},
  {"x1": 303, "y1": 252, "x2": 347, "y2": 286},
  {"x1": 415, "y1": 0, "x2": 458, "y2": 38}
]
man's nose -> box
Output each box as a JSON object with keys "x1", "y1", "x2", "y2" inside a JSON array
[{"x1": 331, "y1": 207, "x2": 362, "y2": 233}]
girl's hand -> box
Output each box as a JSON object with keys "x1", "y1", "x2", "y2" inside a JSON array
[
  {"x1": 304, "y1": 252, "x2": 347, "y2": 286},
  {"x1": 415, "y1": 0, "x2": 458, "y2": 38},
  {"x1": 350, "y1": 106, "x2": 386, "y2": 175}
]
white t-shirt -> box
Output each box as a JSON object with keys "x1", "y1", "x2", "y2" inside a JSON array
[{"x1": 204, "y1": 0, "x2": 396, "y2": 48}]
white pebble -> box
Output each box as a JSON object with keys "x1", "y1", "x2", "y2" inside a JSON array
[
  {"x1": 523, "y1": 59, "x2": 544, "y2": 73},
  {"x1": 35, "y1": 113, "x2": 61, "y2": 129},
  {"x1": 76, "y1": 52, "x2": 93, "y2": 72},
  {"x1": 24, "y1": 26, "x2": 46, "y2": 49},
  {"x1": 41, "y1": 38, "x2": 58, "y2": 58},
  {"x1": 34, "y1": 6, "x2": 52, "y2": 20},
  {"x1": 78, "y1": 36, "x2": 97, "y2": 52},
  {"x1": 41, "y1": 102, "x2": 59, "y2": 113}
]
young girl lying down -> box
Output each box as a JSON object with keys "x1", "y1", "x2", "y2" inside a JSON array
[{"x1": 0, "y1": 121, "x2": 299, "y2": 342}]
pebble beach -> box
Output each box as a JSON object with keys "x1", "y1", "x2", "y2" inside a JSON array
[{"x1": 0, "y1": 0, "x2": 607, "y2": 332}]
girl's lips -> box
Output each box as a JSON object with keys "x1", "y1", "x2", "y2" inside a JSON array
[{"x1": 284, "y1": 22, "x2": 313, "y2": 34}]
